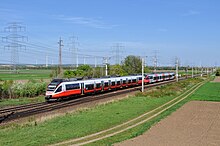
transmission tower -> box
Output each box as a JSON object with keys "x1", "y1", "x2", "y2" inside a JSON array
[
  {"x1": 2, "y1": 22, "x2": 27, "y2": 72},
  {"x1": 58, "y1": 37, "x2": 64, "y2": 73},
  {"x1": 153, "y1": 51, "x2": 158, "y2": 73},
  {"x1": 112, "y1": 43, "x2": 124, "y2": 65},
  {"x1": 69, "y1": 34, "x2": 79, "y2": 68}
]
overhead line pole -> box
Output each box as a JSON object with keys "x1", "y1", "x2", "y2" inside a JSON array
[
  {"x1": 176, "y1": 57, "x2": 179, "y2": 82},
  {"x1": 103, "y1": 57, "x2": 110, "y2": 76},
  {"x1": 142, "y1": 58, "x2": 144, "y2": 92}
]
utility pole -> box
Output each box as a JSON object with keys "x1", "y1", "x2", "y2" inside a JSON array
[
  {"x1": 69, "y1": 34, "x2": 79, "y2": 68},
  {"x1": 103, "y1": 57, "x2": 110, "y2": 76},
  {"x1": 176, "y1": 57, "x2": 179, "y2": 82},
  {"x1": 83, "y1": 55, "x2": 88, "y2": 65},
  {"x1": 46, "y1": 55, "x2": 48, "y2": 67},
  {"x1": 95, "y1": 57, "x2": 97, "y2": 67},
  {"x1": 192, "y1": 66, "x2": 194, "y2": 78},
  {"x1": 142, "y1": 58, "x2": 144, "y2": 92},
  {"x1": 58, "y1": 37, "x2": 64, "y2": 74},
  {"x1": 2, "y1": 22, "x2": 27, "y2": 72},
  {"x1": 201, "y1": 67, "x2": 203, "y2": 77}
]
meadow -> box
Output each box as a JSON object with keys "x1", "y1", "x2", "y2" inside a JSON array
[
  {"x1": 0, "y1": 69, "x2": 51, "y2": 80},
  {"x1": 0, "y1": 77, "x2": 210, "y2": 146}
]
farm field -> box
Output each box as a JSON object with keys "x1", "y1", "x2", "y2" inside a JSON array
[
  {"x1": 0, "y1": 78, "x2": 205, "y2": 146},
  {"x1": 116, "y1": 79, "x2": 220, "y2": 146},
  {"x1": 116, "y1": 101, "x2": 220, "y2": 146},
  {"x1": 0, "y1": 69, "x2": 52, "y2": 80}
]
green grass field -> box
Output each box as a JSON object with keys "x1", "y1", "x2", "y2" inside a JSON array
[
  {"x1": 0, "y1": 78, "x2": 206, "y2": 146},
  {"x1": 0, "y1": 69, "x2": 51, "y2": 80},
  {"x1": 190, "y1": 82, "x2": 220, "y2": 101},
  {"x1": 0, "y1": 96, "x2": 45, "y2": 108}
]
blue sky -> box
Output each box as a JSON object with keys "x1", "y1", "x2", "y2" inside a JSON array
[{"x1": 0, "y1": 0, "x2": 220, "y2": 67}]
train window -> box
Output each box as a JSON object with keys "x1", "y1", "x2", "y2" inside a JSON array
[
  {"x1": 55, "y1": 86, "x2": 62, "y2": 93},
  {"x1": 85, "y1": 84, "x2": 94, "y2": 90},
  {"x1": 154, "y1": 77, "x2": 156, "y2": 80},
  {"x1": 148, "y1": 76, "x2": 153, "y2": 79},
  {"x1": 66, "y1": 83, "x2": 80, "y2": 90},
  {"x1": 104, "y1": 82, "x2": 109, "y2": 87},
  {"x1": 96, "y1": 83, "x2": 101, "y2": 88},
  {"x1": 112, "y1": 82, "x2": 115, "y2": 86},
  {"x1": 132, "y1": 79, "x2": 136, "y2": 83},
  {"x1": 128, "y1": 80, "x2": 131, "y2": 83},
  {"x1": 139, "y1": 77, "x2": 142, "y2": 80},
  {"x1": 123, "y1": 80, "x2": 126, "y2": 84},
  {"x1": 117, "y1": 81, "x2": 121, "y2": 85}
]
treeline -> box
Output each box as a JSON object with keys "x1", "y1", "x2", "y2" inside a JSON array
[
  {"x1": 63, "y1": 55, "x2": 150, "y2": 78},
  {"x1": 0, "y1": 80, "x2": 47, "y2": 99}
]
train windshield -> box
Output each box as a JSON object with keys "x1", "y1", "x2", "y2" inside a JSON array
[{"x1": 47, "y1": 79, "x2": 64, "y2": 91}]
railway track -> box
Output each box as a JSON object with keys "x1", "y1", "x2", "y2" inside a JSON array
[{"x1": 0, "y1": 76, "x2": 200, "y2": 124}]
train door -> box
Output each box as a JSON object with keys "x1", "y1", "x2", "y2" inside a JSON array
[
  {"x1": 81, "y1": 83, "x2": 84, "y2": 95},
  {"x1": 101, "y1": 81, "x2": 104, "y2": 91},
  {"x1": 109, "y1": 80, "x2": 111, "y2": 89}
]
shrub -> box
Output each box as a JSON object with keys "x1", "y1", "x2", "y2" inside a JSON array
[
  {"x1": 0, "y1": 81, "x2": 47, "y2": 99},
  {"x1": 216, "y1": 71, "x2": 220, "y2": 76}
]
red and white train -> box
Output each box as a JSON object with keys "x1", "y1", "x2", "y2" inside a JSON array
[{"x1": 45, "y1": 72, "x2": 175, "y2": 101}]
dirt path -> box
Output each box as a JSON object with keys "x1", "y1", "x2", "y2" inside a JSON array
[
  {"x1": 115, "y1": 101, "x2": 220, "y2": 146},
  {"x1": 212, "y1": 76, "x2": 220, "y2": 82}
]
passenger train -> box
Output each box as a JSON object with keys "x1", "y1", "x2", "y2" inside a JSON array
[{"x1": 45, "y1": 72, "x2": 175, "y2": 101}]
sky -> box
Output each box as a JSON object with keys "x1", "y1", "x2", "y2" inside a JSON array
[{"x1": 0, "y1": 0, "x2": 220, "y2": 67}]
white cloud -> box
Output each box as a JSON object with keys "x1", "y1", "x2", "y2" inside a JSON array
[
  {"x1": 182, "y1": 10, "x2": 201, "y2": 16},
  {"x1": 54, "y1": 15, "x2": 118, "y2": 29}
]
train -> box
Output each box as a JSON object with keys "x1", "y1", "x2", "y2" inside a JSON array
[{"x1": 45, "y1": 72, "x2": 175, "y2": 102}]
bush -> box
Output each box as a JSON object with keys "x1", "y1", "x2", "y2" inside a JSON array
[
  {"x1": 0, "y1": 81, "x2": 47, "y2": 99},
  {"x1": 216, "y1": 71, "x2": 220, "y2": 76}
]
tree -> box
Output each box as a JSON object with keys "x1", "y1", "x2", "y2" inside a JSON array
[
  {"x1": 216, "y1": 69, "x2": 220, "y2": 76},
  {"x1": 109, "y1": 64, "x2": 127, "y2": 76},
  {"x1": 122, "y1": 55, "x2": 142, "y2": 74},
  {"x1": 77, "y1": 65, "x2": 92, "y2": 72}
]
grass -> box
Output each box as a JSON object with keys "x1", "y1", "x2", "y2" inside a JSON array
[
  {"x1": 190, "y1": 82, "x2": 220, "y2": 101},
  {"x1": 0, "y1": 78, "x2": 202, "y2": 146},
  {"x1": 0, "y1": 69, "x2": 51, "y2": 80},
  {"x1": 88, "y1": 78, "x2": 220, "y2": 146},
  {"x1": 0, "y1": 96, "x2": 45, "y2": 108},
  {"x1": 88, "y1": 98, "x2": 191, "y2": 146}
]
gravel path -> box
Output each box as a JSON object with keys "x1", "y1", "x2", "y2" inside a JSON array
[{"x1": 115, "y1": 101, "x2": 220, "y2": 146}]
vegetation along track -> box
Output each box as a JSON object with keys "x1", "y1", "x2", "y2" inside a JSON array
[
  {"x1": 51, "y1": 80, "x2": 206, "y2": 146},
  {"x1": 0, "y1": 76, "x2": 197, "y2": 124}
]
